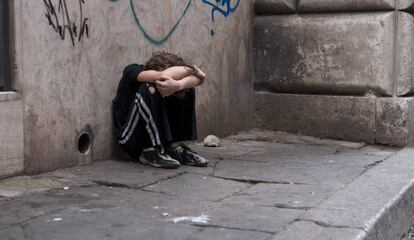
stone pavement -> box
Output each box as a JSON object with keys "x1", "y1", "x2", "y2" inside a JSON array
[{"x1": 1, "y1": 132, "x2": 414, "y2": 240}]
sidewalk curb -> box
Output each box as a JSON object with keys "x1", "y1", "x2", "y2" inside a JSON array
[
  {"x1": 361, "y1": 148, "x2": 414, "y2": 240},
  {"x1": 275, "y1": 148, "x2": 414, "y2": 240}
]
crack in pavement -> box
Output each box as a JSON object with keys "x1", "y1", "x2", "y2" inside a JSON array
[
  {"x1": 293, "y1": 219, "x2": 366, "y2": 231},
  {"x1": 307, "y1": 152, "x2": 398, "y2": 211},
  {"x1": 92, "y1": 181, "x2": 131, "y2": 189},
  {"x1": 209, "y1": 149, "x2": 261, "y2": 176},
  {"x1": 211, "y1": 175, "x2": 310, "y2": 186},
  {"x1": 0, "y1": 207, "x2": 67, "y2": 231},
  {"x1": 213, "y1": 183, "x2": 256, "y2": 203},
  {"x1": 358, "y1": 153, "x2": 396, "y2": 177},
  {"x1": 190, "y1": 222, "x2": 276, "y2": 235},
  {"x1": 139, "y1": 172, "x2": 187, "y2": 189},
  {"x1": 91, "y1": 172, "x2": 187, "y2": 192},
  {"x1": 259, "y1": 204, "x2": 312, "y2": 211},
  {"x1": 227, "y1": 149, "x2": 263, "y2": 160},
  {"x1": 20, "y1": 223, "x2": 31, "y2": 240}
]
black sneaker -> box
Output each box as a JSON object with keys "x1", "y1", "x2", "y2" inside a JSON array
[
  {"x1": 139, "y1": 147, "x2": 181, "y2": 169},
  {"x1": 167, "y1": 144, "x2": 208, "y2": 167}
]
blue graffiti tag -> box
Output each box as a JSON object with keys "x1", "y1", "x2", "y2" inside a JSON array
[
  {"x1": 109, "y1": 0, "x2": 239, "y2": 43},
  {"x1": 110, "y1": 0, "x2": 193, "y2": 45},
  {"x1": 130, "y1": 0, "x2": 192, "y2": 45},
  {"x1": 201, "y1": 0, "x2": 240, "y2": 36}
]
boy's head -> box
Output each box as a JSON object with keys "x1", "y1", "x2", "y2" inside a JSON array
[{"x1": 145, "y1": 51, "x2": 191, "y2": 71}]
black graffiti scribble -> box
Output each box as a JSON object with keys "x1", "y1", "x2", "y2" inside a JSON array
[{"x1": 44, "y1": 0, "x2": 89, "y2": 46}]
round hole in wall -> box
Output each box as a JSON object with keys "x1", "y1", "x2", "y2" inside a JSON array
[{"x1": 77, "y1": 132, "x2": 91, "y2": 155}]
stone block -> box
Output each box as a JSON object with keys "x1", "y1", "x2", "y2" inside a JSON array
[
  {"x1": 255, "y1": 92, "x2": 377, "y2": 143},
  {"x1": 0, "y1": 92, "x2": 23, "y2": 178},
  {"x1": 396, "y1": 12, "x2": 414, "y2": 96},
  {"x1": 375, "y1": 97, "x2": 414, "y2": 146},
  {"x1": 254, "y1": 0, "x2": 297, "y2": 14},
  {"x1": 254, "y1": 13, "x2": 395, "y2": 96},
  {"x1": 400, "y1": 0, "x2": 414, "y2": 12},
  {"x1": 297, "y1": 0, "x2": 395, "y2": 12},
  {"x1": 255, "y1": 92, "x2": 414, "y2": 146}
]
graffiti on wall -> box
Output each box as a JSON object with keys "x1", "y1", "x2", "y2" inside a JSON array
[
  {"x1": 44, "y1": 0, "x2": 89, "y2": 46},
  {"x1": 201, "y1": 0, "x2": 240, "y2": 36},
  {"x1": 129, "y1": 0, "x2": 193, "y2": 45},
  {"x1": 110, "y1": 0, "x2": 240, "y2": 44}
]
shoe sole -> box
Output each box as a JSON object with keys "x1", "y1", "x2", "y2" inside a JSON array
[
  {"x1": 185, "y1": 161, "x2": 209, "y2": 168},
  {"x1": 167, "y1": 151, "x2": 208, "y2": 168},
  {"x1": 139, "y1": 156, "x2": 181, "y2": 169}
]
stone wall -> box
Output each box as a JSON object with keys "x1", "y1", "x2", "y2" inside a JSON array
[
  {"x1": 254, "y1": 0, "x2": 414, "y2": 146},
  {"x1": 6, "y1": 0, "x2": 253, "y2": 174}
]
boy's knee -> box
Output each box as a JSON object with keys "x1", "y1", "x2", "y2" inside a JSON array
[
  {"x1": 138, "y1": 84, "x2": 158, "y2": 96},
  {"x1": 148, "y1": 86, "x2": 156, "y2": 95}
]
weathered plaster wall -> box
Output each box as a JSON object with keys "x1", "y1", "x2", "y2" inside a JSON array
[
  {"x1": 10, "y1": 0, "x2": 253, "y2": 173},
  {"x1": 0, "y1": 92, "x2": 23, "y2": 178}
]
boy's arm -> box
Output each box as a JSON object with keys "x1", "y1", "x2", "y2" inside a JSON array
[
  {"x1": 137, "y1": 66, "x2": 194, "y2": 83},
  {"x1": 155, "y1": 75, "x2": 204, "y2": 97}
]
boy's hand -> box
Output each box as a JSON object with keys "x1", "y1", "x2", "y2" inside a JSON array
[
  {"x1": 156, "y1": 75, "x2": 183, "y2": 97},
  {"x1": 193, "y1": 65, "x2": 206, "y2": 80}
]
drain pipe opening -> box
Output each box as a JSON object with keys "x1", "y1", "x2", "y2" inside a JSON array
[{"x1": 77, "y1": 132, "x2": 91, "y2": 155}]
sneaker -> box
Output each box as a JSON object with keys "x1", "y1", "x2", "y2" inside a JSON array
[
  {"x1": 167, "y1": 144, "x2": 208, "y2": 167},
  {"x1": 139, "y1": 147, "x2": 181, "y2": 169}
]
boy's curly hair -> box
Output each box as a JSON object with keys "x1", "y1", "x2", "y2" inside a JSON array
[{"x1": 145, "y1": 51, "x2": 194, "y2": 71}]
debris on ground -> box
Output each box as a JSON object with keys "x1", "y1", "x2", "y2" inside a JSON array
[{"x1": 203, "y1": 135, "x2": 221, "y2": 147}]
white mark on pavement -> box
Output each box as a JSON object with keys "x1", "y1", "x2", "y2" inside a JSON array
[
  {"x1": 52, "y1": 218, "x2": 63, "y2": 222},
  {"x1": 79, "y1": 209, "x2": 96, "y2": 212},
  {"x1": 170, "y1": 214, "x2": 210, "y2": 224}
]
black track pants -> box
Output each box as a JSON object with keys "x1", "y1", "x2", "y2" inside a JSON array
[{"x1": 115, "y1": 84, "x2": 197, "y2": 159}]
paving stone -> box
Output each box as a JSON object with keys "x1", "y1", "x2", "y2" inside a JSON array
[
  {"x1": 188, "y1": 141, "x2": 262, "y2": 160},
  {"x1": 143, "y1": 173, "x2": 250, "y2": 202},
  {"x1": 21, "y1": 207, "x2": 202, "y2": 240},
  {"x1": 214, "y1": 159, "x2": 362, "y2": 187},
  {"x1": 202, "y1": 204, "x2": 304, "y2": 233},
  {"x1": 222, "y1": 183, "x2": 334, "y2": 209},
  {"x1": 191, "y1": 228, "x2": 272, "y2": 240},
  {"x1": 0, "y1": 225, "x2": 25, "y2": 240},
  {"x1": 301, "y1": 148, "x2": 414, "y2": 239},
  {"x1": 0, "y1": 176, "x2": 65, "y2": 197},
  {"x1": 51, "y1": 160, "x2": 186, "y2": 188},
  {"x1": 0, "y1": 186, "x2": 214, "y2": 229},
  {"x1": 179, "y1": 164, "x2": 216, "y2": 176},
  {"x1": 18, "y1": 206, "x2": 273, "y2": 240},
  {"x1": 273, "y1": 221, "x2": 366, "y2": 240},
  {"x1": 213, "y1": 143, "x2": 391, "y2": 187}
]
